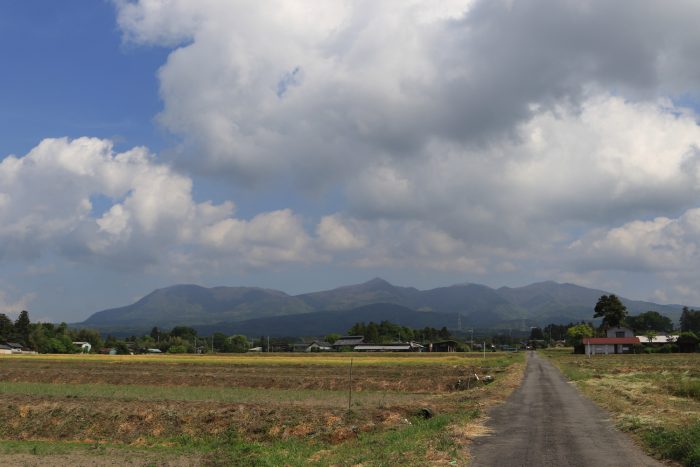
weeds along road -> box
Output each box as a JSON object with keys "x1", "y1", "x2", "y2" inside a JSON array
[{"x1": 470, "y1": 351, "x2": 663, "y2": 467}]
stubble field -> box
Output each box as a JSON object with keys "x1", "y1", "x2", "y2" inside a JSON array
[{"x1": 0, "y1": 352, "x2": 524, "y2": 466}]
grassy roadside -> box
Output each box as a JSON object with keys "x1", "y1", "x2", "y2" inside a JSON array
[{"x1": 542, "y1": 349, "x2": 700, "y2": 466}]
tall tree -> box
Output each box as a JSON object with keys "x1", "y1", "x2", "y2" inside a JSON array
[
  {"x1": 626, "y1": 311, "x2": 673, "y2": 333},
  {"x1": 593, "y1": 294, "x2": 627, "y2": 328},
  {"x1": 0, "y1": 313, "x2": 13, "y2": 339},
  {"x1": 680, "y1": 307, "x2": 700, "y2": 333},
  {"x1": 14, "y1": 310, "x2": 31, "y2": 344}
]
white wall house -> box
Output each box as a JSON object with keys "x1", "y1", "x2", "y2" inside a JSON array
[{"x1": 583, "y1": 328, "x2": 639, "y2": 355}]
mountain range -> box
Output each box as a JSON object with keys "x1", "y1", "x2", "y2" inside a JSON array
[{"x1": 78, "y1": 278, "x2": 687, "y2": 336}]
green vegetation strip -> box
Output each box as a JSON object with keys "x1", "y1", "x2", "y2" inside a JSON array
[{"x1": 0, "y1": 381, "x2": 418, "y2": 405}]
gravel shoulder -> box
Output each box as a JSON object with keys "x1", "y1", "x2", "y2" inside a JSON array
[{"x1": 469, "y1": 351, "x2": 664, "y2": 467}]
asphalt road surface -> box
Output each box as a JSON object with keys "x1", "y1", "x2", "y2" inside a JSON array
[{"x1": 470, "y1": 351, "x2": 664, "y2": 467}]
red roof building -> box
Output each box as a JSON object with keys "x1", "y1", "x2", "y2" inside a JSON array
[{"x1": 583, "y1": 336, "x2": 640, "y2": 355}]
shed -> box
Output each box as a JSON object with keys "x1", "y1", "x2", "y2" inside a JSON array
[
  {"x1": 332, "y1": 336, "x2": 365, "y2": 351},
  {"x1": 354, "y1": 342, "x2": 423, "y2": 352},
  {"x1": 430, "y1": 340, "x2": 459, "y2": 352},
  {"x1": 635, "y1": 335, "x2": 678, "y2": 345},
  {"x1": 306, "y1": 341, "x2": 333, "y2": 352},
  {"x1": 583, "y1": 337, "x2": 639, "y2": 355}
]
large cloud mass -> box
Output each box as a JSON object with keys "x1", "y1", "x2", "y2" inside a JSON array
[
  {"x1": 5, "y1": 0, "x2": 700, "y2": 321},
  {"x1": 109, "y1": 0, "x2": 700, "y2": 303},
  {"x1": 0, "y1": 138, "x2": 316, "y2": 270}
]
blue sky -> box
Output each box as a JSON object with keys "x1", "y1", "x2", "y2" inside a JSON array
[
  {"x1": 0, "y1": 1, "x2": 167, "y2": 156},
  {"x1": 2, "y1": 0, "x2": 700, "y2": 323}
]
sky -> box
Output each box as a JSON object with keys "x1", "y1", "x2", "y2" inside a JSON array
[{"x1": 2, "y1": 0, "x2": 700, "y2": 323}]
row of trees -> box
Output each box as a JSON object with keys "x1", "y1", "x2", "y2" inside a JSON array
[
  {"x1": 0, "y1": 312, "x2": 254, "y2": 354},
  {"x1": 1, "y1": 310, "x2": 102, "y2": 353},
  {"x1": 346, "y1": 321, "x2": 452, "y2": 344}
]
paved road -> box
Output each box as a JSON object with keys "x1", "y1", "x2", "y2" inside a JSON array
[{"x1": 470, "y1": 351, "x2": 663, "y2": 467}]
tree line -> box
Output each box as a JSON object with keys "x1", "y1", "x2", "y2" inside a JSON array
[{"x1": 345, "y1": 320, "x2": 453, "y2": 344}]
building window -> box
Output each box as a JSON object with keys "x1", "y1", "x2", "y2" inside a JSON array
[{"x1": 615, "y1": 331, "x2": 625, "y2": 338}]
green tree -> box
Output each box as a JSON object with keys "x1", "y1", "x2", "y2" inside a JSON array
[
  {"x1": 566, "y1": 323, "x2": 594, "y2": 346},
  {"x1": 677, "y1": 331, "x2": 699, "y2": 353},
  {"x1": 169, "y1": 326, "x2": 197, "y2": 340},
  {"x1": 680, "y1": 307, "x2": 700, "y2": 333},
  {"x1": 529, "y1": 327, "x2": 544, "y2": 340},
  {"x1": 325, "y1": 333, "x2": 341, "y2": 344},
  {"x1": 74, "y1": 328, "x2": 103, "y2": 352},
  {"x1": 0, "y1": 313, "x2": 13, "y2": 340},
  {"x1": 28, "y1": 325, "x2": 49, "y2": 353},
  {"x1": 594, "y1": 294, "x2": 627, "y2": 328},
  {"x1": 14, "y1": 310, "x2": 31, "y2": 345},
  {"x1": 626, "y1": 311, "x2": 673, "y2": 333},
  {"x1": 365, "y1": 322, "x2": 379, "y2": 343},
  {"x1": 228, "y1": 335, "x2": 250, "y2": 353},
  {"x1": 438, "y1": 326, "x2": 451, "y2": 340}
]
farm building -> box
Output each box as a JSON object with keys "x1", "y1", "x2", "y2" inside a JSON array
[
  {"x1": 332, "y1": 336, "x2": 365, "y2": 351},
  {"x1": 635, "y1": 335, "x2": 678, "y2": 345},
  {"x1": 582, "y1": 337, "x2": 639, "y2": 355},
  {"x1": 72, "y1": 341, "x2": 92, "y2": 353},
  {"x1": 354, "y1": 342, "x2": 423, "y2": 352},
  {"x1": 429, "y1": 340, "x2": 459, "y2": 352},
  {"x1": 306, "y1": 341, "x2": 333, "y2": 352},
  {"x1": 583, "y1": 328, "x2": 639, "y2": 355},
  {"x1": 292, "y1": 341, "x2": 333, "y2": 352}
]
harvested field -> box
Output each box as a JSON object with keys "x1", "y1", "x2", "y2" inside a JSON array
[
  {"x1": 543, "y1": 350, "x2": 700, "y2": 466},
  {"x1": 0, "y1": 352, "x2": 524, "y2": 466}
]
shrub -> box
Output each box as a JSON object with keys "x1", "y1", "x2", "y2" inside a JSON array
[{"x1": 643, "y1": 421, "x2": 700, "y2": 466}]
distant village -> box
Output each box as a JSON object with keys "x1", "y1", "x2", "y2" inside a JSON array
[{"x1": 2, "y1": 298, "x2": 699, "y2": 355}]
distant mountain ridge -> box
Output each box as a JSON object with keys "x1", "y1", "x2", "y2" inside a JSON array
[{"x1": 79, "y1": 278, "x2": 688, "y2": 335}]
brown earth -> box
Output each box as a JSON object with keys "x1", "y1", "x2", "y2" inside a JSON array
[{"x1": 0, "y1": 358, "x2": 494, "y2": 392}]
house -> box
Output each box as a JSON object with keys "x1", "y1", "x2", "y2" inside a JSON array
[
  {"x1": 607, "y1": 327, "x2": 635, "y2": 338},
  {"x1": 6, "y1": 342, "x2": 24, "y2": 354},
  {"x1": 306, "y1": 341, "x2": 333, "y2": 352},
  {"x1": 354, "y1": 342, "x2": 423, "y2": 352},
  {"x1": 0, "y1": 344, "x2": 12, "y2": 355},
  {"x1": 583, "y1": 327, "x2": 639, "y2": 355},
  {"x1": 429, "y1": 340, "x2": 459, "y2": 352},
  {"x1": 332, "y1": 336, "x2": 365, "y2": 351}
]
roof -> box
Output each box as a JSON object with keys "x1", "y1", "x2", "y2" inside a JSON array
[
  {"x1": 309, "y1": 341, "x2": 332, "y2": 347},
  {"x1": 333, "y1": 336, "x2": 364, "y2": 346},
  {"x1": 635, "y1": 335, "x2": 678, "y2": 344},
  {"x1": 583, "y1": 337, "x2": 640, "y2": 345},
  {"x1": 355, "y1": 345, "x2": 413, "y2": 351}
]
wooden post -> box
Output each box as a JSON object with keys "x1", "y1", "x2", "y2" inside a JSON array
[{"x1": 348, "y1": 357, "x2": 353, "y2": 411}]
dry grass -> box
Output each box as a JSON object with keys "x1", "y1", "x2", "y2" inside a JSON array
[
  {"x1": 543, "y1": 350, "x2": 700, "y2": 466},
  {"x1": 0, "y1": 352, "x2": 525, "y2": 466}
]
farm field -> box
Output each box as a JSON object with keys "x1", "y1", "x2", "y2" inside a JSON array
[
  {"x1": 543, "y1": 349, "x2": 700, "y2": 466},
  {"x1": 0, "y1": 352, "x2": 524, "y2": 466}
]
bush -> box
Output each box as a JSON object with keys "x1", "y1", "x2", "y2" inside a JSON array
[
  {"x1": 658, "y1": 344, "x2": 678, "y2": 353},
  {"x1": 643, "y1": 421, "x2": 700, "y2": 466},
  {"x1": 168, "y1": 344, "x2": 188, "y2": 354}
]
